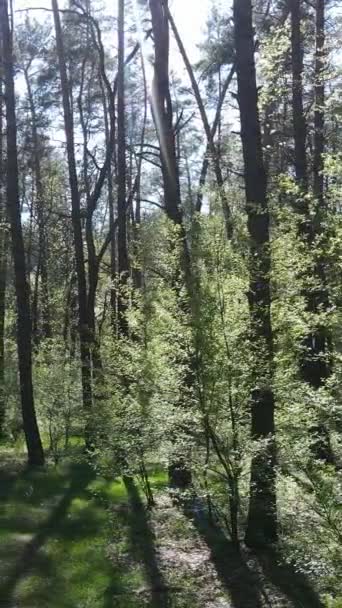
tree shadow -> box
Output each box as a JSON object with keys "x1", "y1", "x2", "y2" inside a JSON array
[
  {"x1": 183, "y1": 502, "x2": 325, "y2": 608},
  {"x1": 183, "y1": 505, "x2": 265, "y2": 608},
  {"x1": 122, "y1": 476, "x2": 170, "y2": 608},
  {"x1": 257, "y1": 548, "x2": 325, "y2": 608},
  {"x1": 0, "y1": 456, "x2": 30, "y2": 504},
  {"x1": 0, "y1": 462, "x2": 95, "y2": 606}
]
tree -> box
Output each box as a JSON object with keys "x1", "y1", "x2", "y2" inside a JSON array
[
  {"x1": 290, "y1": 0, "x2": 334, "y2": 463},
  {"x1": 52, "y1": 0, "x2": 93, "y2": 445},
  {"x1": 233, "y1": 0, "x2": 277, "y2": 547},
  {"x1": 0, "y1": 23, "x2": 8, "y2": 437},
  {"x1": 19, "y1": 20, "x2": 52, "y2": 340},
  {"x1": 166, "y1": 4, "x2": 233, "y2": 237},
  {"x1": 117, "y1": 0, "x2": 129, "y2": 335},
  {"x1": 149, "y1": 0, "x2": 193, "y2": 488},
  {"x1": 290, "y1": 0, "x2": 308, "y2": 193},
  {"x1": 0, "y1": 0, "x2": 44, "y2": 465}
]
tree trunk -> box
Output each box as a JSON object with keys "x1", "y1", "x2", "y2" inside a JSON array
[
  {"x1": 0, "y1": 35, "x2": 8, "y2": 438},
  {"x1": 290, "y1": 0, "x2": 308, "y2": 194},
  {"x1": 290, "y1": 0, "x2": 334, "y2": 463},
  {"x1": 196, "y1": 63, "x2": 236, "y2": 213},
  {"x1": 166, "y1": 5, "x2": 233, "y2": 238},
  {"x1": 313, "y1": 0, "x2": 324, "y2": 206},
  {"x1": 52, "y1": 0, "x2": 93, "y2": 446},
  {"x1": 100, "y1": 72, "x2": 117, "y2": 331},
  {"x1": 24, "y1": 68, "x2": 51, "y2": 340},
  {"x1": 133, "y1": 54, "x2": 147, "y2": 292},
  {"x1": 149, "y1": 0, "x2": 192, "y2": 489},
  {"x1": 117, "y1": 0, "x2": 129, "y2": 336},
  {"x1": 1, "y1": 0, "x2": 44, "y2": 465},
  {"x1": 234, "y1": 0, "x2": 277, "y2": 547},
  {"x1": 149, "y1": 0, "x2": 183, "y2": 227}
]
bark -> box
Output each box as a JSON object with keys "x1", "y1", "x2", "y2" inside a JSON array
[
  {"x1": 166, "y1": 5, "x2": 233, "y2": 237},
  {"x1": 149, "y1": 0, "x2": 183, "y2": 227},
  {"x1": 117, "y1": 0, "x2": 129, "y2": 335},
  {"x1": 196, "y1": 63, "x2": 236, "y2": 213},
  {"x1": 234, "y1": 0, "x2": 277, "y2": 547},
  {"x1": 149, "y1": 0, "x2": 192, "y2": 489},
  {"x1": 132, "y1": 54, "x2": 147, "y2": 291},
  {"x1": 290, "y1": 0, "x2": 308, "y2": 194},
  {"x1": 0, "y1": 34, "x2": 8, "y2": 437},
  {"x1": 290, "y1": 0, "x2": 334, "y2": 464},
  {"x1": 1, "y1": 0, "x2": 44, "y2": 465},
  {"x1": 52, "y1": 0, "x2": 93, "y2": 445},
  {"x1": 313, "y1": 0, "x2": 325, "y2": 205},
  {"x1": 24, "y1": 68, "x2": 51, "y2": 340},
  {"x1": 100, "y1": 73, "x2": 117, "y2": 330}
]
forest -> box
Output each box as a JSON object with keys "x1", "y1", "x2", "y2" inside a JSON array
[{"x1": 0, "y1": 0, "x2": 341, "y2": 606}]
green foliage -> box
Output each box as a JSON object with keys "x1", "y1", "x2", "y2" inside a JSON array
[
  {"x1": 34, "y1": 339, "x2": 82, "y2": 461},
  {"x1": 3, "y1": 0, "x2": 342, "y2": 604}
]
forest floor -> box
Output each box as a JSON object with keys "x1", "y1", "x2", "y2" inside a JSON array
[{"x1": 0, "y1": 449, "x2": 326, "y2": 608}]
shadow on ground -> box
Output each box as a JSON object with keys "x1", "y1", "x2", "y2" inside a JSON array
[
  {"x1": 0, "y1": 460, "x2": 127, "y2": 608},
  {"x1": 184, "y1": 502, "x2": 325, "y2": 608},
  {"x1": 258, "y1": 548, "x2": 325, "y2": 608},
  {"x1": 0, "y1": 458, "x2": 326, "y2": 608},
  {"x1": 122, "y1": 476, "x2": 170, "y2": 608}
]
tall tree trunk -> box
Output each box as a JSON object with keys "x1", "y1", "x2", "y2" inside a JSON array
[
  {"x1": 117, "y1": 0, "x2": 129, "y2": 335},
  {"x1": 0, "y1": 33, "x2": 8, "y2": 437},
  {"x1": 149, "y1": 0, "x2": 183, "y2": 227},
  {"x1": 196, "y1": 63, "x2": 236, "y2": 213},
  {"x1": 290, "y1": 0, "x2": 308, "y2": 194},
  {"x1": 100, "y1": 77, "x2": 117, "y2": 331},
  {"x1": 234, "y1": 0, "x2": 277, "y2": 547},
  {"x1": 52, "y1": 0, "x2": 93, "y2": 446},
  {"x1": 166, "y1": 5, "x2": 233, "y2": 238},
  {"x1": 24, "y1": 68, "x2": 51, "y2": 340},
  {"x1": 133, "y1": 54, "x2": 147, "y2": 292},
  {"x1": 149, "y1": 0, "x2": 192, "y2": 489},
  {"x1": 313, "y1": 0, "x2": 324, "y2": 205},
  {"x1": 290, "y1": 0, "x2": 334, "y2": 463},
  {"x1": 1, "y1": 0, "x2": 44, "y2": 465}
]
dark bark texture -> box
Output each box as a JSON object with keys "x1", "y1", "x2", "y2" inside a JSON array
[
  {"x1": 234, "y1": 0, "x2": 277, "y2": 547},
  {"x1": 0, "y1": 31, "x2": 7, "y2": 437},
  {"x1": 290, "y1": 0, "x2": 334, "y2": 463},
  {"x1": 52, "y1": 0, "x2": 93, "y2": 445},
  {"x1": 117, "y1": 0, "x2": 129, "y2": 335},
  {"x1": 1, "y1": 0, "x2": 44, "y2": 465},
  {"x1": 150, "y1": 0, "x2": 192, "y2": 489}
]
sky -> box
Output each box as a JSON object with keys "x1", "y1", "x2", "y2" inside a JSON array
[
  {"x1": 172, "y1": 0, "x2": 211, "y2": 61},
  {"x1": 15, "y1": 0, "x2": 213, "y2": 57},
  {"x1": 14, "y1": 0, "x2": 217, "y2": 94},
  {"x1": 13, "y1": 0, "x2": 219, "y2": 168}
]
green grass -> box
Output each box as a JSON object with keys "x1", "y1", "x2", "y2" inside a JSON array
[
  {"x1": 0, "y1": 454, "x2": 167, "y2": 608},
  {"x1": 0, "y1": 450, "x2": 326, "y2": 608}
]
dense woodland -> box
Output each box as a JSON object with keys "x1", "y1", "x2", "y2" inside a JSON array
[{"x1": 0, "y1": 0, "x2": 342, "y2": 606}]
